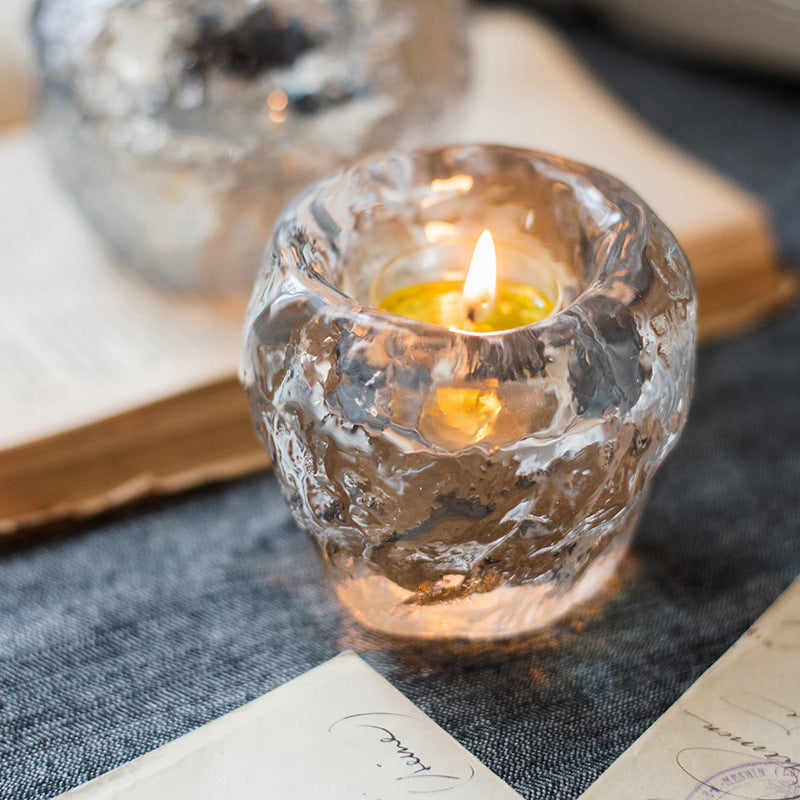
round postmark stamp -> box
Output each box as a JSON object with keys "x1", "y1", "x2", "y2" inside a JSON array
[{"x1": 686, "y1": 760, "x2": 800, "y2": 799}]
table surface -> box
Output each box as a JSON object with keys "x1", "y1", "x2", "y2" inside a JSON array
[{"x1": 3, "y1": 10, "x2": 800, "y2": 800}]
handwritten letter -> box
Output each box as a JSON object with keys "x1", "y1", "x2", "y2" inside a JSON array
[
  {"x1": 55, "y1": 652, "x2": 522, "y2": 800},
  {"x1": 580, "y1": 576, "x2": 800, "y2": 800}
]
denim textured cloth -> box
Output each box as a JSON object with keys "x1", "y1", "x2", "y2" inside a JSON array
[{"x1": 2, "y1": 13, "x2": 800, "y2": 800}]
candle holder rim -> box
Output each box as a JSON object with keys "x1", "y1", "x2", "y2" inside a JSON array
[
  {"x1": 271, "y1": 236, "x2": 584, "y2": 343},
  {"x1": 259, "y1": 142, "x2": 668, "y2": 343}
]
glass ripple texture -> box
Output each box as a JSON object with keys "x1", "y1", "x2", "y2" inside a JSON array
[{"x1": 241, "y1": 145, "x2": 697, "y2": 639}]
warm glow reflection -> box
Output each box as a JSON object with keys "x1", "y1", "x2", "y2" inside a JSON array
[
  {"x1": 267, "y1": 90, "x2": 288, "y2": 111},
  {"x1": 428, "y1": 386, "x2": 502, "y2": 443},
  {"x1": 267, "y1": 90, "x2": 288, "y2": 123},
  {"x1": 460, "y1": 230, "x2": 497, "y2": 322},
  {"x1": 423, "y1": 221, "x2": 457, "y2": 242},
  {"x1": 430, "y1": 175, "x2": 474, "y2": 193}
]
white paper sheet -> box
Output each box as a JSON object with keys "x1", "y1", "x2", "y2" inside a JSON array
[
  {"x1": 55, "y1": 652, "x2": 523, "y2": 800},
  {"x1": 0, "y1": 134, "x2": 242, "y2": 449},
  {"x1": 580, "y1": 576, "x2": 800, "y2": 799}
]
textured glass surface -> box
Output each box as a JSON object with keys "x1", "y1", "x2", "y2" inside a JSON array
[
  {"x1": 32, "y1": 0, "x2": 468, "y2": 291},
  {"x1": 241, "y1": 144, "x2": 697, "y2": 639}
]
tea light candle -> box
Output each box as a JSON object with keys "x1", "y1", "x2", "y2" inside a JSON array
[
  {"x1": 376, "y1": 230, "x2": 558, "y2": 444},
  {"x1": 378, "y1": 231, "x2": 555, "y2": 332}
]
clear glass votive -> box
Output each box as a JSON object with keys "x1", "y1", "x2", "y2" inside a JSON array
[{"x1": 241, "y1": 144, "x2": 697, "y2": 639}]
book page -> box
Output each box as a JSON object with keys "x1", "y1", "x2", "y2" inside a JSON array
[
  {"x1": 0, "y1": 0, "x2": 34, "y2": 128},
  {"x1": 0, "y1": 132, "x2": 243, "y2": 450},
  {"x1": 443, "y1": 9, "x2": 769, "y2": 249},
  {"x1": 56, "y1": 652, "x2": 523, "y2": 799},
  {"x1": 580, "y1": 575, "x2": 800, "y2": 799}
]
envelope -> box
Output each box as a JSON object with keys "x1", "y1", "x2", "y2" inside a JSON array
[
  {"x1": 580, "y1": 576, "x2": 800, "y2": 799},
  {"x1": 55, "y1": 651, "x2": 523, "y2": 799}
]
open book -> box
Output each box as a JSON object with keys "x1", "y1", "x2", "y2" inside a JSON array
[
  {"x1": 0, "y1": 0, "x2": 32, "y2": 129},
  {"x1": 1, "y1": 9, "x2": 795, "y2": 537}
]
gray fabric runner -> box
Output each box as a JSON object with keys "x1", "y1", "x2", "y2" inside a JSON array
[{"x1": 2, "y1": 10, "x2": 800, "y2": 799}]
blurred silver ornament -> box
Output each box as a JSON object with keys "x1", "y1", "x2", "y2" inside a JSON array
[{"x1": 32, "y1": 0, "x2": 469, "y2": 291}]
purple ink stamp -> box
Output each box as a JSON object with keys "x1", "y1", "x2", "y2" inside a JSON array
[{"x1": 686, "y1": 760, "x2": 800, "y2": 800}]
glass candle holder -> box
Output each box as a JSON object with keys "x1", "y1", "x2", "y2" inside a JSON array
[
  {"x1": 33, "y1": 0, "x2": 468, "y2": 292},
  {"x1": 241, "y1": 144, "x2": 697, "y2": 639}
]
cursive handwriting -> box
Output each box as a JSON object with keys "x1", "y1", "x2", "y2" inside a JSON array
[
  {"x1": 723, "y1": 691, "x2": 800, "y2": 736},
  {"x1": 328, "y1": 712, "x2": 475, "y2": 794},
  {"x1": 684, "y1": 709, "x2": 795, "y2": 762},
  {"x1": 361, "y1": 724, "x2": 462, "y2": 784},
  {"x1": 747, "y1": 619, "x2": 800, "y2": 651}
]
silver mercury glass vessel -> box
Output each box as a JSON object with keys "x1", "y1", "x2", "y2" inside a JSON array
[{"x1": 32, "y1": 0, "x2": 469, "y2": 291}]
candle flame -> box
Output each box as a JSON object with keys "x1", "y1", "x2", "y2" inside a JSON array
[{"x1": 460, "y1": 229, "x2": 497, "y2": 323}]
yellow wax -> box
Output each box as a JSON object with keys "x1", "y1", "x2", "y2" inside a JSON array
[
  {"x1": 378, "y1": 278, "x2": 554, "y2": 445},
  {"x1": 378, "y1": 280, "x2": 554, "y2": 332}
]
